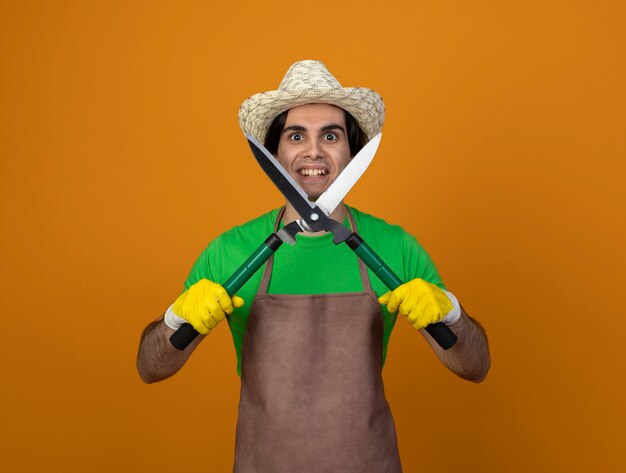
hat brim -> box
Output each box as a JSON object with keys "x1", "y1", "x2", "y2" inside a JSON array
[{"x1": 238, "y1": 86, "x2": 385, "y2": 144}]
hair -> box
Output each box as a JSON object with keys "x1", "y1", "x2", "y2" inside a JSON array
[{"x1": 264, "y1": 108, "x2": 369, "y2": 157}]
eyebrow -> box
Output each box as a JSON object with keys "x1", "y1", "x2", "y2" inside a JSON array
[{"x1": 281, "y1": 123, "x2": 347, "y2": 134}]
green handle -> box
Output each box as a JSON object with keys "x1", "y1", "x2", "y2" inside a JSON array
[
  {"x1": 170, "y1": 233, "x2": 283, "y2": 350},
  {"x1": 223, "y1": 239, "x2": 279, "y2": 296},
  {"x1": 353, "y1": 240, "x2": 402, "y2": 290},
  {"x1": 347, "y1": 234, "x2": 457, "y2": 349}
]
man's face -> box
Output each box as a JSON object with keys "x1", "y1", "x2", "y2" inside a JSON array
[{"x1": 276, "y1": 103, "x2": 351, "y2": 201}]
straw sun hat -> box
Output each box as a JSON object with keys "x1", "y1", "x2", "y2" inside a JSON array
[{"x1": 238, "y1": 60, "x2": 385, "y2": 143}]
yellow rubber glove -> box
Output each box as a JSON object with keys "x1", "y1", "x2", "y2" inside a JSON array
[
  {"x1": 378, "y1": 278, "x2": 457, "y2": 330},
  {"x1": 165, "y1": 279, "x2": 244, "y2": 335}
]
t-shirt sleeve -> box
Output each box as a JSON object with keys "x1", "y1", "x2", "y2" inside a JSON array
[
  {"x1": 401, "y1": 232, "x2": 446, "y2": 290},
  {"x1": 183, "y1": 239, "x2": 221, "y2": 291}
]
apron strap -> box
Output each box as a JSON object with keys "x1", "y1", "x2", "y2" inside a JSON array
[{"x1": 258, "y1": 206, "x2": 372, "y2": 294}]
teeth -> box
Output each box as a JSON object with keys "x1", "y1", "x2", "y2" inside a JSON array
[{"x1": 299, "y1": 169, "x2": 327, "y2": 177}]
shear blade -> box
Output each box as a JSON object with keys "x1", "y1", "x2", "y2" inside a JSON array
[
  {"x1": 246, "y1": 132, "x2": 382, "y2": 231},
  {"x1": 315, "y1": 132, "x2": 382, "y2": 217}
]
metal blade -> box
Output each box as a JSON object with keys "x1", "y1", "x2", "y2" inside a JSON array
[
  {"x1": 315, "y1": 132, "x2": 382, "y2": 216},
  {"x1": 276, "y1": 220, "x2": 305, "y2": 245},
  {"x1": 246, "y1": 133, "x2": 321, "y2": 229}
]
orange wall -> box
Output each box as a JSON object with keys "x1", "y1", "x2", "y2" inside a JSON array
[{"x1": 1, "y1": 1, "x2": 624, "y2": 471}]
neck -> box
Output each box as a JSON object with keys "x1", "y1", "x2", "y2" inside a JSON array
[{"x1": 282, "y1": 202, "x2": 347, "y2": 236}]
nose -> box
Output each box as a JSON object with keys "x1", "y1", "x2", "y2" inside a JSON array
[{"x1": 304, "y1": 137, "x2": 324, "y2": 159}]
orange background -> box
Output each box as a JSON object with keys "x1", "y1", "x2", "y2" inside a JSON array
[{"x1": 1, "y1": 1, "x2": 625, "y2": 472}]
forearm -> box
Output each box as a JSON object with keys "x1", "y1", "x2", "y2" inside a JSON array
[
  {"x1": 421, "y1": 308, "x2": 490, "y2": 382},
  {"x1": 136, "y1": 316, "x2": 204, "y2": 383}
]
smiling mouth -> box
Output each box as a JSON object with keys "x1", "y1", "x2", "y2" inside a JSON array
[{"x1": 298, "y1": 168, "x2": 329, "y2": 178}]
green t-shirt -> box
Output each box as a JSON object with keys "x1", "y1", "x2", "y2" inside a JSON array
[{"x1": 185, "y1": 206, "x2": 445, "y2": 376}]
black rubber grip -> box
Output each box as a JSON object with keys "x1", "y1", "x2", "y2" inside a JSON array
[
  {"x1": 169, "y1": 322, "x2": 199, "y2": 350},
  {"x1": 425, "y1": 322, "x2": 457, "y2": 350}
]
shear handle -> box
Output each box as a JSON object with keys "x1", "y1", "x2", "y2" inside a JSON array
[
  {"x1": 345, "y1": 233, "x2": 458, "y2": 350},
  {"x1": 169, "y1": 233, "x2": 285, "y2": 350}
]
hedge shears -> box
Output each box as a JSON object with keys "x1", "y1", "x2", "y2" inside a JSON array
[{"x1": 170, "y1": 134, "x2": 457, "y2": 350}]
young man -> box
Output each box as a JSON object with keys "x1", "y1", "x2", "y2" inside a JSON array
[{"x1": 137, "y1": 60, "x2": 490, "y2": 472}]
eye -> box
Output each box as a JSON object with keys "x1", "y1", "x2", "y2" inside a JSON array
[
  {"x1": 324, "y1": 133, "x2": 337, "y2": 141},
  {"x1": 290, "y1": 133, "x2": 303, "y2": 142}
]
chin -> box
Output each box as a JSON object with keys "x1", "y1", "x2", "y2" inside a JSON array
[{"x1": 303, "y1": 187, "x2": 326, "y2": 202}]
